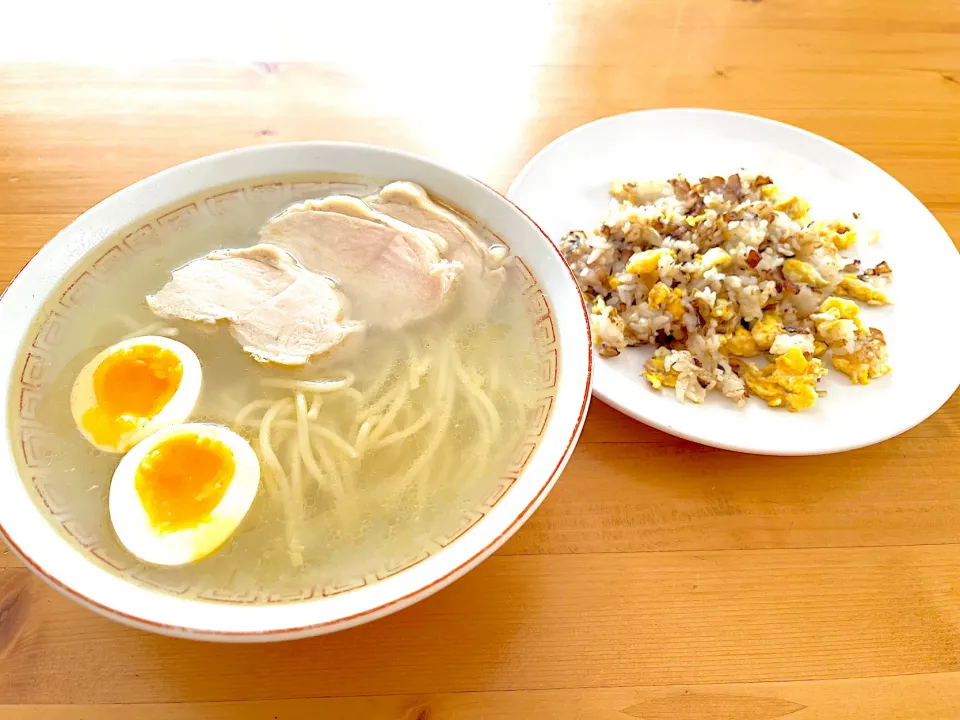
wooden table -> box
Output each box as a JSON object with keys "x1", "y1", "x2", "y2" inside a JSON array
[{"x1": 2, "y1": 1, "x2": 959, "y2": 717}]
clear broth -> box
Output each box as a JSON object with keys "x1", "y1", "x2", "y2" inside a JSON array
[{"x1": 10, "y1": 175, "x2": 554, "y2": 601}]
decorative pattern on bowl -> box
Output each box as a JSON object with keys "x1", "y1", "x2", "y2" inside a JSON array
[{"x1": 11, "y1": 180, "x2": 559, "y2": 605}]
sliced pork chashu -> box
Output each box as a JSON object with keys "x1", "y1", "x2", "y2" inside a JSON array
[
  {"x1": 367, "y1": 182, "x2": 508, "y2": 319},
  {"x1": 260, "y1": 198, "x2": 462, "y2": 330},
  {"x1": 147, "y1": 244, "x2": 361, "y2": 366},
  {"x1": 305, "y1": 194, "x2": 450, "y2": 255},
  {"x1": 367, "y1": 181, "x2": 493, "y2": 268}
]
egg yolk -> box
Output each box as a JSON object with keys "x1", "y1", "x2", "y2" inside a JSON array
[
  {"x1": 134, "y1": 433, "x2": 235, "y2": 532},
  {"x1": 82, "y1": 345, "x2": 183, "y2": 448}
]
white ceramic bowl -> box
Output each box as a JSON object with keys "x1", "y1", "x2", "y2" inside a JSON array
[{"x1": 0, "y1": 143, "x2": 592, "y2": 641}]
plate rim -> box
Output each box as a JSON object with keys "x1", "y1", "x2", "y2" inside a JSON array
[{"x1": 507, "y1": 107, "x2": 960, "y2": 455}]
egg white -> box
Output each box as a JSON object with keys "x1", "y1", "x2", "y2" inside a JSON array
[
  {"x1": 109, "y1": 423, "x2": 261, "y2": 566},
  {"x1": 70, "y1": 335, "x2": 202, "y2": 453}
]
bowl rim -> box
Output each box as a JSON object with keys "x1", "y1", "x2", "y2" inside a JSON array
[{"x1": 0, "y1": 141, "x2": 593, "y2": 640}]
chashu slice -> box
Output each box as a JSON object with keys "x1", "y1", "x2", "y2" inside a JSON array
[
  {"x1": 367, "y1": 181, "x2": 507, "y2": 318},
  {"x1": 260, "y1": 198, "x2": 462, "y2": 330},
  {"x1": 303, "y1": 194, "x2": 450, "y2": 255},
  {"x1": 367, "y1": 181, "x2": 494, "y2": 267},
  {"x1": 147, "y1": 244, "x2": 361, "y2": 366}
]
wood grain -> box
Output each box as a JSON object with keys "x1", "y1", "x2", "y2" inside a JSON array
[
  {"x1": 2, "y1": 545, "x2": 960, "y2": 704},
  {"x1": 6, "y1": 672, "x2": 960, "y2": 720},
  {"x1": 1, "y1": 0, "x2": 959, "y2": 717}
]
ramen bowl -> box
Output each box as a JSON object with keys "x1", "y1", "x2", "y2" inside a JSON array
[{"x1": 0, "y1": 143, "x2": 592, "y2": 641}]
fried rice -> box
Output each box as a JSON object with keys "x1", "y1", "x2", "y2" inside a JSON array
[{"x1": 561, "y1": 173, "x2": 892, "y2": 411}]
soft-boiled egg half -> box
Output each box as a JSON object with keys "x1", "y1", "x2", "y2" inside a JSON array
[
  {"x1": 71, "y1": 335, "x2": 202, "y2": 453},
  {"x1": 109, "y1": 423, "x2": 261, "y2": 566}
]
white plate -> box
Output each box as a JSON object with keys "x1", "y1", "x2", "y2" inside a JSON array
[{"x1": 508, "y1": 108, "x2": 960, "y2": 455}]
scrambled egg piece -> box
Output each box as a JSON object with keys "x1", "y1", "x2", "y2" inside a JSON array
[
  {"x1": 700, "y1": 247, "x2": 732, "y2": 272},
  {"x1": 642, "y1": 351, "x2": 678, "y2": 390},
  {"x1": 648, "y1": 282, "x2": 685, "y2": 320},
  {"x1": 782, "y1": 258, "x2": 830, "y2": 288},
  {"x1": 647, "y1": 281, "x2": 669, "y2": 307},
  {"x1": 742, "y1": 348, "x2": 826, "y2": 412},
  {"x1": 626, "y1": 248, "x2": 674, "y2": 275},
  {"x1": 760, "y1": 183, "x2": 779, "y2": 200},
  {"x1": 769, "y1": 333, "x2": 816, "y2": 356},
  {"x1": 751, "y1": 311, "x2": 783, "y2": 351},
  {"x1": 836, "y1": 274, "x2": 890, "y2": 305},
  {"x1": 819, "y1": 221, "x2": 857, "y2": 250},
  {"x1": 831, "y1": 328, "x2": 891, "y2": 385},
  {"x1": 722, "y1": 326, "x2": 759, "y2": 357},
  {"x1": 820, "y1": 297, "x2": 861, "y2": 322},
  {"x1": 812, "y1": 297, "x2": 862, "y2": 354},
  {"x1": 775, "y1": 196, "x2": 811, "y2": 221}
]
